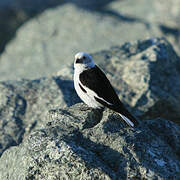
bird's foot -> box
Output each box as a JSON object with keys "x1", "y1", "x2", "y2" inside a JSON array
[{"x1": 79, "y1": 104, "x2": 92, "y2": 111}]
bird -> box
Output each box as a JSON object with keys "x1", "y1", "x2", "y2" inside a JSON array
[{"x1": 74, "y1": 52, "x2": 139, "y2": 127}]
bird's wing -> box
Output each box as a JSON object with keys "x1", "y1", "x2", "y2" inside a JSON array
[
  {"x1": 79, "y1": 65, "x2": 120, "y2": 107},
  {"x1": 79, "y1": 65, "x2": 139, "y2": 127}
]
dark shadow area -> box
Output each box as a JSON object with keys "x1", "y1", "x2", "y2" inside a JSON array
[
  {"x1": 159, "y1": 24, "x2": 180, "y2": 43},
  {"x1": 13, "y1": 94, "x2": 26, "y2": 143},
  {"x1": 70, "y1": 0, "x2": 118, "y2": 10},
  {"x1": 53, "y1": 76, "x2": 81, "y2": 106},
  {"x1": 83, "y1": 108, "x2": 104, "y2": 129}
]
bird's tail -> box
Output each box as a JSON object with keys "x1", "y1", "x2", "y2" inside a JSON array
[
  {"x1": 119, "y1": 114, "x2": 136, "y2": 127},
  {"x1": 116, "y1": 105, "x2": 139, "y2": 127}
]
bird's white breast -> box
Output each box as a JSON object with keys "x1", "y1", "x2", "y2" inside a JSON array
[{"x1": 74, "y1": 68, "x2": 103, "y2": 109}]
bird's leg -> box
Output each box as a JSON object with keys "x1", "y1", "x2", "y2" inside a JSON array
[
  {"x1": 92, "y1": 107, "x2": 105, "y2": 114},
  {"x1": 79, "y1": 103, "x2": 92, "y2": 111},
  {"x1": 83, "y1": 107, "x2": 104, "y2": 129}
]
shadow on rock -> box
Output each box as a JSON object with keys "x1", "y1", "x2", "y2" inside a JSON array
[
  {"x1": 53, "y1": 76, "x2": 81, "y2": 106},
  {"x1": 159, "y1": 24, "x2": 180, "y2": 43},
  {"x1": 70, "y1": 0, "x2": 117, "y2": 10}
]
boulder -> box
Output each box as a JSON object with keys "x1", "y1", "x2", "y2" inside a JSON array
[
  {"x1": 0, "y1": 37, "x2": 180, "y2": 158},
  {"x1": 0, "y1": 73, "x2": 80, "y2": 156},
  {"x1": 0, "y1": 103, "x2": 179, "y2": 179}
]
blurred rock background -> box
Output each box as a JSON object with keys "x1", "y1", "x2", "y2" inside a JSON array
[
  {"x1": 0, "y1": 0, "x2": 180, "y2": 80},
  {"x1": 0, "y1": 1, "x2": 180, "y2": 178}
]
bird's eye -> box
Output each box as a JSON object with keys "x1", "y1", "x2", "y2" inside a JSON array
[
  {"x1": 82, "y1": 56, "x2": 86, "y2": 59},
  {"x1": 76, "y1": 58, "x2": 83, "y2": 64}
]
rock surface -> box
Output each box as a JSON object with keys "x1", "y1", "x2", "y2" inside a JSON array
[
  {"x1": 0, "y1": 0, "x2": 180, "y2": 80},
  {"x1": 0, "y1": 103, "x2": 179, "y2": 179},
  {"x1": 0, "y1": 37, "x2": 180, "y2": 158},
  {"x1": 0, "y1": 1, "x2": 180, "y2": 178},
  {"x1": 0, "y1": 73, "x2": 80, "y2": 156}
]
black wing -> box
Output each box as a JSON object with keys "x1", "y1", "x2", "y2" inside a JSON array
[
  {"x1": 79, "y1": 65, "x2": 120, "y2": 106},
  {"x1": 79, "y1": 65, "x2": 139, "y2": 127}
]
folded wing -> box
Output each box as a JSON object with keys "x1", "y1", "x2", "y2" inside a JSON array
[{"x1": 79, "y1": 65, "x2": 139, "y2": 127}]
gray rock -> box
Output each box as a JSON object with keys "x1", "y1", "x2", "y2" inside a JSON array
[
  {"x1": 0, "y1": 73, "x2": 80, "y2": 156},
  {"x1": 0, "y1": 37, "x2": 180, "y2": 158},
  {"x1": 0, "y1": 103, "x2": 179, "y2": 179},
  {"x1": 1, "y1": 0, "x2": 180, "y2": 80}
]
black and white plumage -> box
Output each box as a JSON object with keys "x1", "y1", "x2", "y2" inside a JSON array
[{"x1": 74, "y1": 52, "x2": 138, "y2": 127}]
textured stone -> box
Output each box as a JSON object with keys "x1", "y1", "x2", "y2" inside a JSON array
[
  {"x1": 0, "y1": 37, "x2": 180, "y2": 159},
  {"x1": 0, "y1": 103, "x2": 179, "y2": 179},
  {"x1": 0, "y1": 74, "x2": 80, "y2": 156}
]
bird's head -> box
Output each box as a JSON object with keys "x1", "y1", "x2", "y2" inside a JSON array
[{"x1": 74, "y1": 52, "x2": 95, "y2": 70}]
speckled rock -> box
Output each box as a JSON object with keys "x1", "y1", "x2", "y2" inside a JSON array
[
  {"x1": 0, "y1": 37, "x2": 180, "y2": 159},
  {"x1": 0, "y1": 74, "x2": 80, "y2": 156},
  {"x1": 0, "y1": 103, "x2": 179, "y2": 179}
]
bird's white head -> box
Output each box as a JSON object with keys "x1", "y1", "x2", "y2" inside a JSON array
[{"x1": 74, "y1": 52, "x2": 95, "y2": 71}]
